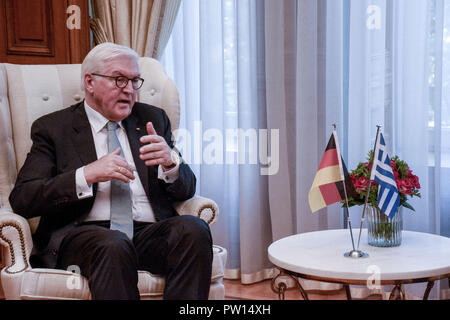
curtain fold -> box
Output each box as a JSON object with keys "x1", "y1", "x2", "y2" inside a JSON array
[
  {"x1": 264, "y1": 0, "x2": 344, "y2": 293},
  {"x1": 162, "y1": 0, "x2": 275, "y2": 284},
  {"x1": 90, "y1": 0, "x2": 181, "y2": 59},
  {"x1": 263, "y1": 0, "x2": 297, "y2": 241}
]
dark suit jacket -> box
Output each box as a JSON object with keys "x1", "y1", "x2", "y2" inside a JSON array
[{"x1": 9, "y1": 101, "x2": 196, "y2": 268}]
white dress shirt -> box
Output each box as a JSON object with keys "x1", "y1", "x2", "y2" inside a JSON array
[{"x1": 75, "y1": 102, "x2": 180, "y2": 222}]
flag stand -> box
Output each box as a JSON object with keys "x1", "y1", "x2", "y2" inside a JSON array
[
  {"x1": 349, "y1": 125, "x2": 382, "y2": 257},
  {"x1": 332, "y1": 125, "x2": 368, "y2": 259},
  {"x1": 343, "y1": 181, "x2": 368, "y2": 258},
  {"x1": 342, "y1": 160, "x2": 368, "y2": 258}
]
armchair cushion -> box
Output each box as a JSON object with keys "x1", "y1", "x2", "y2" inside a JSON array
[
  {"x1": 20, "y1": 268, "x2": 91, "y2": 300},
  {"x1": 18, "y1": 245, "x2": 226, "y2": 300},
  {"x1": 0, "y1": 65, "x2": 15, "y2": 212},
  {"x1": 0, "y1": 209, "x2": 227, "y2": 300}
]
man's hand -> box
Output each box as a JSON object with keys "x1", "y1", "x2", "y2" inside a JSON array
[
  {"x1": 139, "y1": 122, "x2": 175, "y2": 171},
  {"x1": 84, "y1": 148, "x2": 135, "y2": 186}
]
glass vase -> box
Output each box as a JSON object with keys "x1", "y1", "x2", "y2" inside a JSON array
[{"x1": 366, "y1": 206, "x2": 402, "y2": 247}]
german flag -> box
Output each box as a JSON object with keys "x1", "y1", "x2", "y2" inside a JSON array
[{"x1": 308, "y1": 131, "x2": 356, "y2": 213}]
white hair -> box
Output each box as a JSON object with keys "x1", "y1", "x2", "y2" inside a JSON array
[{"x1": 80, "y1": 42, "x2": 140, "y2": 91}]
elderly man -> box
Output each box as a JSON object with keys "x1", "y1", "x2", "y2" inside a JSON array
[{"x1": 9, "y1": 43, "x2": 213, "y2": 300}]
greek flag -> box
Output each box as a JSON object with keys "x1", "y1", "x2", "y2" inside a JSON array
[{"x1": 370, "y1": 132, "x2": 400, "y2": 219}]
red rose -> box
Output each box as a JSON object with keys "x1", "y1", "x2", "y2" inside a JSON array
[
  {"x1": 406, "y1": 166, "x2": 413, "y2": 176},
  {"x1": 354, "y1": 177, "x2": 369, "y2": 191},
  {"x1": 393, "y1": 170, "x2": 399, "y2": 180},
  {"x1": 410, "y1": 175, "x2": 420, "y2": 189},
  {"x1": 390, "y1": 159, "x2": 397, "y2": 171},
  {"x1": 398, "y1": 178, "x2": 413, "y2": 195}
]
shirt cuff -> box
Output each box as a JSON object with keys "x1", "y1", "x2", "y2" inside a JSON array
[
  {"x1": 76, "y1": 166, "x2": 93, "y2": 199},
  {"x1": 158, "y1": 162, "x2": 180, "y2": 184}
]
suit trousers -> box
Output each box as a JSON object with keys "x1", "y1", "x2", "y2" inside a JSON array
[{"x1": 55, "y1": 215, "x2": 213, "y2": 300}]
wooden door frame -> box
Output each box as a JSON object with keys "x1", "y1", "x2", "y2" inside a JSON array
[{"x1": 67, "y1": 0, "x2": 91, "y2": 63}]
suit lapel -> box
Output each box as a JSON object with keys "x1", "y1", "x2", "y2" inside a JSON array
[
  {"x1": 123, "y1": 113, "x2": 151, "y2": 198},
  {"x1": 71, "y1": 102, "x2": 98, "y2": 166}
]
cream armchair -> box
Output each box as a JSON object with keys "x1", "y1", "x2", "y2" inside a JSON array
[{"x1": 0, "y1": 58, "x2": 227, "y2": 300}]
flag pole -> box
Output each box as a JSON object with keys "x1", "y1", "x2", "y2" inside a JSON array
[
  {"x1": 342, "y1": 166, "x2": 357, "y2": 253},
  {"x1": 355, "y1": 125, "x2": 381, "y2": 253},
  {"x1": 337, "y1": 124, "x2": 368, "y2": 259},
  {"x1": 334, "y1": 125, "x2": 355, "y2": 253}
]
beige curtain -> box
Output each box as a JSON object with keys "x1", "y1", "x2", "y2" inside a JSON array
[{"x1": 90, "y1": 0, "x2": 181, "y2": 59}]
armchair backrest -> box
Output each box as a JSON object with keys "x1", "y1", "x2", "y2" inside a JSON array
[{"x1": 0, "y1": 57, "x2": 180, "y2": 213}]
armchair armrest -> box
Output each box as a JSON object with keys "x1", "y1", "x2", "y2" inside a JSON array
[
  {"x1": 0, "y1": 209, "x2": 33, "y2": 299},
  {"x1": 173, "y1": 196, "x2": 219, "y2": 226},
  {"x1": 0, "y1": 210, "x2": 32, "y2": 273}
]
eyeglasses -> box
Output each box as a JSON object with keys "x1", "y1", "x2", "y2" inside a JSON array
[{"x1": 91, "y1": 73, "x2": 145, "y2": 90}]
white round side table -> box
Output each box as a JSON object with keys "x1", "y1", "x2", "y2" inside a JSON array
[{"x1": 268, "y1": 229, "x2": 450, "y2": 300}]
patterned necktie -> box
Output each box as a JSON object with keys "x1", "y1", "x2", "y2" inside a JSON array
[{"x1": 107, "y1": 121, "x2": 133, "y2": 239}]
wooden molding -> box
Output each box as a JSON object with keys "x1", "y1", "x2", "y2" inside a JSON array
[
  {"x1": 66, "y1": 0, "x2": 91, "y2": 63},
  {"x1": 5, "y1": 0, "x2": 55, "y2": 57},
  {"x1": 0, "y1": 0, "x2": 91, "y2": 64}
]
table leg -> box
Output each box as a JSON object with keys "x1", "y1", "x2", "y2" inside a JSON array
[
  {"x1": 344, "y1": 284, "x2": 352, "y2": 300},
  {"x1": 270, "y1": 269, "x2": 309, "y2": 300},
  {"x1": 278, "y1": 282, "x2": 287, "y2": 300},
  {"x1": 422, "y1": 281, "x2": 435, "y2": 300},
  {"x1": 292, "y1": 277, "x2": 309, "y2": 300},
  {"x1": 271, "y1": 271, "x2": 287, "y2": 300},
  {"x1": 389, "y1": 284, "x2": 405, "y2": 300}
]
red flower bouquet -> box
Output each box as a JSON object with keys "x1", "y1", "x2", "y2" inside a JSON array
[{"x1": 345, "y1": 151, "x2": 421, "y2": 211}]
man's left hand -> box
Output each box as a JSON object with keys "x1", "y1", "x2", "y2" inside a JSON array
[{"x1": 139, "y1": 122, "x2": 175, "y2": 171}]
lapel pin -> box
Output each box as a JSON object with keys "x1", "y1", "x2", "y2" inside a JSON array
[{"x1": 136, "y1": 127, "x2": 141, "y2": 131}]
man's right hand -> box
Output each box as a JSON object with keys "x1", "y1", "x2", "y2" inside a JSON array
[{"x1": 83, "y1": 148, "x2": 135, "y2": 186}]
